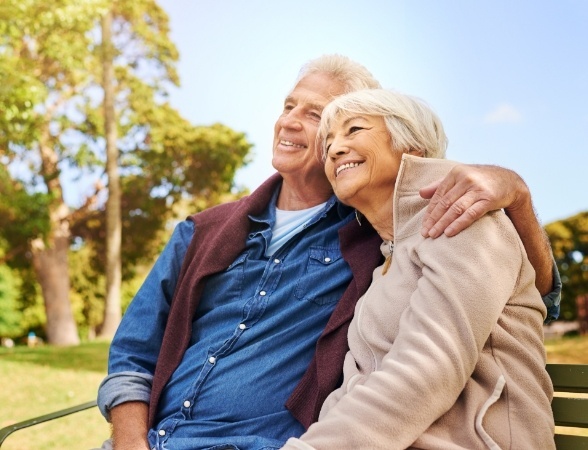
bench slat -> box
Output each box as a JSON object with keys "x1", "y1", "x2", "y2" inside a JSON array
[
  {"x1": 552, "y1": 397, "x2": 588, "y2": 428},
  {"x1": 554, "y1": 433, "x2": 588, "y2": 450},
  {"x1": 547, "y1": 364, "x2": 588, "y2": 393}
]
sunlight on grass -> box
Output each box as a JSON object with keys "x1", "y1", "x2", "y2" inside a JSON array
[
  {"x1": 545, "y1": 334, "x2": 588, "y2": 364},
  {"x1": 0, "y1": 342, "x2": 110, "y2": 449}
]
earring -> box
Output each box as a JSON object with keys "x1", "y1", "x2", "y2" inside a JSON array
[{"x1": 355, "y1": 210, "x2": 363, "y2": 226}]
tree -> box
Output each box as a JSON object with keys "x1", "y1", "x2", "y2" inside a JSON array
[
  {"x1": 0, "y1": 0, "x2": 252, "y2": 344},
  {"x1": 100, "y1": 9, "x2": 121, "y2": 338},
  {"x1": 0, "y1": 262, "x2": 23, "y2": 339},
  {"x1": 545, "y1": 211, "x2": 588, "y2": 324}
]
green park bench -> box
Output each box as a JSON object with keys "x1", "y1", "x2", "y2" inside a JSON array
[
  {"x1": 547, "y1": 363, "x2": 588, "y2": 449},
  {"x1": 1, "y1": 364, "x2": 587, "y2": 448}
]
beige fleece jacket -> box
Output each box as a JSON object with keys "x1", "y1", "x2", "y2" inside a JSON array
[{"x1": 282, "y1": 155, "x2": 554, "y2": 450}]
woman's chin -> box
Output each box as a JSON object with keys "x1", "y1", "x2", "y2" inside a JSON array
[{"x1": 333, "y1": 190, "x2": 358, "y2": 209}]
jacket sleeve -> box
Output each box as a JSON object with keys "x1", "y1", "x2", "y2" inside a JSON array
[
  {"x1": 97, "y1": 220, "x2": 194, "y2": 420},
  {"x1": 542, "y1": 258, "x2": 562, "y2": 323},
  {"x1": 282, "y1": 211, "x2": 537, "y2": 449}
]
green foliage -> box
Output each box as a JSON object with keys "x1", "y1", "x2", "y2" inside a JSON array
[
  {"x1": 545, "y1": 211, "x2": 588, "y2": 321},
  {"x1": 15, "y1": 269, "x2": 47, "y2": 338},
  {"x1": 69, "y1": 245, "x2": 105, "y2": 338},
  {"x1": 0, "y1": 264, "x2": 23, "y2": 338},
  {"x1": 0, "y1": 0, "x2": 252, "y2": 336},
  {"x1": 0, "y1": 166, "x2": 50, "y2": 270}
]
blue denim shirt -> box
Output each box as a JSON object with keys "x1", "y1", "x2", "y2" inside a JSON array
[{"x1": 99, "y1": 194, "x2": 355, "y2": 450}]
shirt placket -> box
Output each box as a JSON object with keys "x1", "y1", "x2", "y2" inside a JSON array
[{"x1": 156, "y1": 232, "x2": 289, "y2": 443}]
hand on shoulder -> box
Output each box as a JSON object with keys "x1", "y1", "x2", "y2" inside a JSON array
[{"x1": 419, "y1": 163, "x2": 530, "y2": 238}]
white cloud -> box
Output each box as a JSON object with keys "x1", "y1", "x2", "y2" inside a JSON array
[{"x1": 483, "y1": 103, "x2": 523, "y2": 124}]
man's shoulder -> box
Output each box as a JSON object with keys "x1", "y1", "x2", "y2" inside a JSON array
[
  {"x1": 188, "y1": 195, "x2": 254, "y2": 227},
  {"x1": 189, "y1": 173, "x2": 283, "y2": 225}
]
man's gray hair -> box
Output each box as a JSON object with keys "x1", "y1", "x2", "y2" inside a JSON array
[{"x1": 296, "y1": 54, "x2": 382, "y2": 93}]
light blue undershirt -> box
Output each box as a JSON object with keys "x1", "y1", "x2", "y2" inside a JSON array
[{"x1": 265, "y1": 202, "x2": 328, "y2": 257}]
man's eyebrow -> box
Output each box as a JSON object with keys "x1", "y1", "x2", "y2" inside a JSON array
[{"x1": 283, "y1": 96, "x2": 324, "y2": 112}]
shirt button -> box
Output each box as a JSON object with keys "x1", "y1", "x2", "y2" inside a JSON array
[
  {"x1": 324, "y1": 257, "x2": 331, "y2": 263},
  {"x1": 260, "y1": 291, "x2": 266, "y2": 296},
  {"x1": 183, "y1": 400, "x2": 191, "y2": 408},
  {"x1": 208, "y1": 356, "x2": 216, "y2": 364},
  {"x1": 158, "y1": 429, "x2": 166, "y2": 436},
  {"x1": 239, "y1": 323, "x2": 246, "y2": 330},
  {"x1": 274, "y1": 258, "x2": 280, "y2": 264}
]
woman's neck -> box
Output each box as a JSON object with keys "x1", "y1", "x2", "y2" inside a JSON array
[{"x1": 359, "y1": 192, "x2": 395, "y2": 242}]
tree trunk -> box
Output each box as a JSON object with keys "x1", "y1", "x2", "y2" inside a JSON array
[
  {"x1": 99, "y1": 9, "x2": 122, "y2": 339},
  {"x1": 30, "y1": 224, "x2": 79, "y2": 346},
  {"x1": 32, "y1": 113, "x2": 80, "y2": 345}
]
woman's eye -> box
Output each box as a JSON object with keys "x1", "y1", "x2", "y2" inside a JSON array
[{"x1": 349, "y1": 126, "x2": 363, "y2": 133}]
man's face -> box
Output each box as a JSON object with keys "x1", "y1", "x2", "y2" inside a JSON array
[{"x1": 272, "y1": 72, "x2": 347, "y2": 183}]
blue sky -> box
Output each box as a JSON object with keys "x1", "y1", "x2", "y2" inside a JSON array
[{"x1": 156, "y1": 0, "x2": 587, "y2": 224}]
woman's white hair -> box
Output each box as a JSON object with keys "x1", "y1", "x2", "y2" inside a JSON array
[{"x1": 318, "y1": 89, "x2": 448, "y2": 160}]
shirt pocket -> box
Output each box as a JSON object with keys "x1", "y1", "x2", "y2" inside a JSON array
[{"x1": 294, "y1": 246, "x2": 344, "y2": 306}]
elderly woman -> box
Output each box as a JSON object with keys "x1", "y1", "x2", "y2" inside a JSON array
[{"x1": 282, "y1": 89, "x2": 555, "y2": 449}]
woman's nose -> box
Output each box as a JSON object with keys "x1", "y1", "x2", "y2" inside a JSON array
[{"x1": 327, "y1": 138, "x2": 349, "y2": 159}]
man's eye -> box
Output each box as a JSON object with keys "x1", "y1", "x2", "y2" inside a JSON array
[{"x1": 310, "y1": 112, "x2": 321, "y2": 120}]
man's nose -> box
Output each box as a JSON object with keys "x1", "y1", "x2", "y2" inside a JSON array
[{"x1": 280, "y1": 109, "x2": 303, "y2": 130}]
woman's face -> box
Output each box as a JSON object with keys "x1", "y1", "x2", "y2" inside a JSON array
[{"x1": 324, "y1": 113, "x2": 403, "y2": 209}]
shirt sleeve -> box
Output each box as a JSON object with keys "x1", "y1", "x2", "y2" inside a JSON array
[
  {"x1": 97, "y1": 220, "x2": 194, "y2": 420},
  {"x1": 542, "y1": 258, "x2": 562, "y2": 323}
]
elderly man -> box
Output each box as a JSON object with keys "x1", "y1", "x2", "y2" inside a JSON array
[{"x1": 97, "y1": 55, "x2": 560, "y2": 450}]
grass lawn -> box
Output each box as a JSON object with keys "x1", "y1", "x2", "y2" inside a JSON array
[
  {"x1": 0, "y1": 334, "x2": 587, "y2": 449},
  {"x1": 0, "y1": 341, "x2": 110, "y2": 449}
]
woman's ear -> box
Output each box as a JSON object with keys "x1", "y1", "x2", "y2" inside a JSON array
[{"x1": 407, "y1": 148, "x2": 425, "y2": 157}]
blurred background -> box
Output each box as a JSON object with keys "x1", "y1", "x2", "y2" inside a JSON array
[{"x1": 0, "y1": 1, "x2": 586, "y2": 448}]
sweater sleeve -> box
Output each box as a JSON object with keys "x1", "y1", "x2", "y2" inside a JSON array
[{"x1": 282, "y1": 211, "x2": 534, "y2": 449}]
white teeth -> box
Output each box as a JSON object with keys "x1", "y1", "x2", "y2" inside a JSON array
[
  {"x1": 336, "y1": 162, "x2": 362, "y2": 176},
  {"x1": 281, "y1": 140, "x2": 306, "y2": 149}
]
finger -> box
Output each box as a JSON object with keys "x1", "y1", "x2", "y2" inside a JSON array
[
  {"x1": 441, "y1": 202, "x2": 490, "y2": 237},
  {"x1": 420, "y1": 180, "x2": 455, "y2": 236},
  {"x1": 419, "y1": 180, "x2": 441, "y2": 200},
  {"x1": 423, "y1": 190, "x2": 479, "y2": 238},
  {"x1": 421, "y1": 182, "x2": 473, "y2": 237}
]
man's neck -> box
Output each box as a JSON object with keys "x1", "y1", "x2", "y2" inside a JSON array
[{"x1": 276, "y1": 178, "x2": 333, "y2": 211}]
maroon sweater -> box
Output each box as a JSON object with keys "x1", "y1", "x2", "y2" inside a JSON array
[{"x1": 148, "y1": 173, "x2": 382, "y2": 429}]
